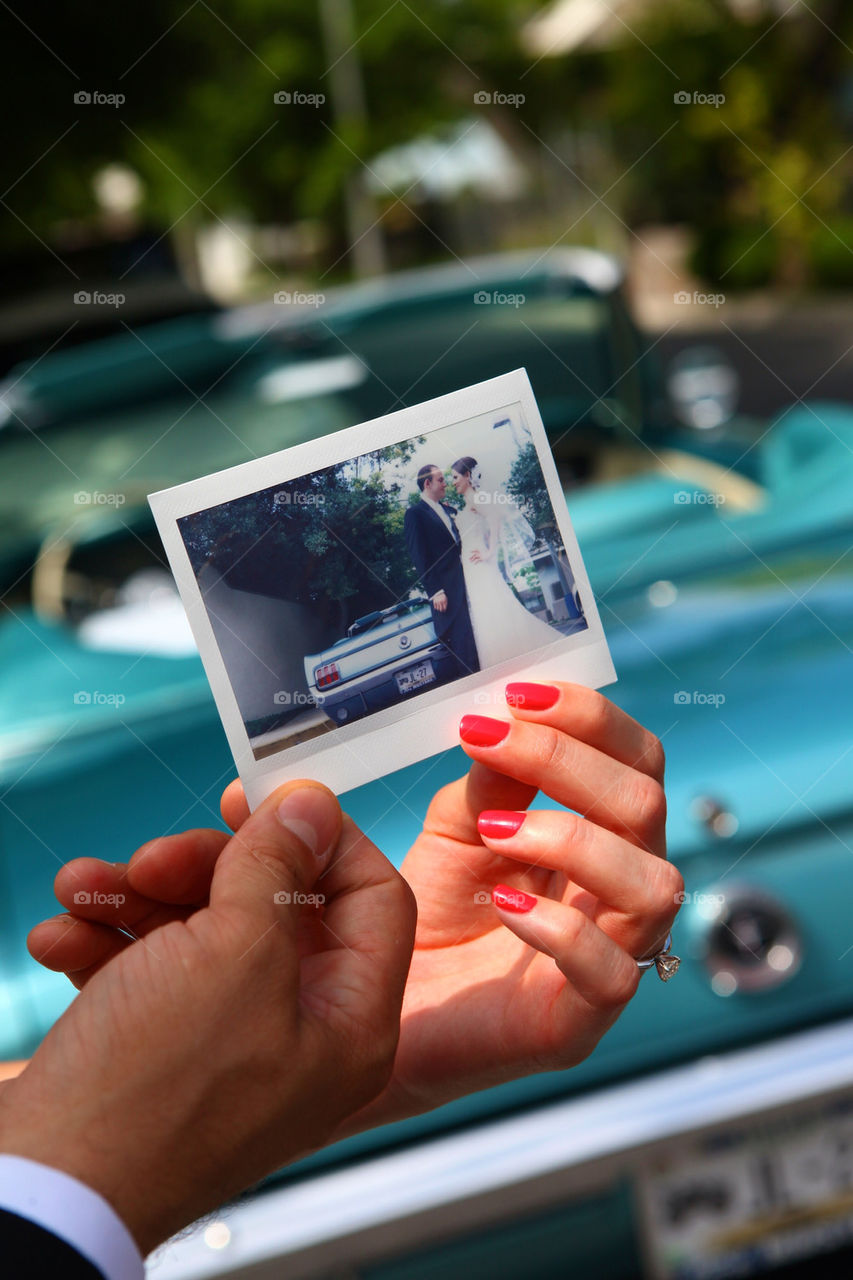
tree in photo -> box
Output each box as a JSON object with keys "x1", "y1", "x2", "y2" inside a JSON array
[{"x1": 178, "y1": 438, "x2": 427, "y2": 633}]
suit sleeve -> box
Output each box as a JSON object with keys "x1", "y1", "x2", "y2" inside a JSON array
[
  {"x1": 0, "y1": 1207, "x2": 107, "y2": 1277},
  {"x1": 404, "y1": 505, "x2": 445, "y2": 599},
  {"x1": 0, "y1": 1155, "x2": 144, "y2": 1279}
]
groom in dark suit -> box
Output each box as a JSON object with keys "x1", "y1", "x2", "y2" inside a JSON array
[{"x1": 404, "y1": 464, "x2": 479, "y2": 677}]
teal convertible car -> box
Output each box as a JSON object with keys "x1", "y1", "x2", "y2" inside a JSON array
[{"x1": 2, "y1": 251, "x2": 853, "y2": 1278}]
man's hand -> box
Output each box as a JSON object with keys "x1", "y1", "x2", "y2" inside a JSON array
[
  {"x1": 9, "y1": 783, "x2": 415, "y2": 1255},
  {"x1": 432, "y1": 589, "x2": 448, "y2": 612},
  {"x1": 30, "y1": 684, "x2": 682, "y2": 1141}
]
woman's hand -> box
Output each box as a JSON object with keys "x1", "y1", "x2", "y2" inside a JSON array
[
  {"x1": 348, "y1": 680, "x2": 681, "y2": 1127},
  {"x1": 28, "y1": 683, "x2": 682, "y2": 1136}
]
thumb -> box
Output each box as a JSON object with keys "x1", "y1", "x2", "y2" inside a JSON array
[{"x1": 209, "y1": 782, "x2": 342, "y2": 937}]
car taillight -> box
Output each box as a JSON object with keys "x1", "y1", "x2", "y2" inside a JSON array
[{"x1": 315, "y1": 662, "x2": 341, "y2": 688}]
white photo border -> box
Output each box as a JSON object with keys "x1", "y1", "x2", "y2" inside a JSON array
[{"x1": 149, "y1": 369, "x2": 616, "y2": 806}]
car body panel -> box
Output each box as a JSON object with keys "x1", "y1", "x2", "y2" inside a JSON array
[
  {"x1": 0, "y1": 251, "x2": 851, "y2": 1273},
  {"x1": 152, "y1": 1015, "x2": 853, "y2": 1279},
  {"x1": 303, "y1": 598, "x2": 455, "y2": 724}
]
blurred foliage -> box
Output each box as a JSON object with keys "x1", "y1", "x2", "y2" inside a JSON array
[
  {"x1": 564, "y1": 0, "x2": 853, "y2": 286},
  {"x1": 3, "y1": 0, "x2": 852, "y2": 287},
  {"x1": 0, "y1": 0, "x2": 543, "y2": 247}
]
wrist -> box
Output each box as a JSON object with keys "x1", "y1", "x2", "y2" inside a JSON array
[
  {"x1": 0, "y1": 1078, "x2": 155, "y2": 1254},
  {"x1": 0, "y1": 1152, "x2": 145, "y2": 1276}
]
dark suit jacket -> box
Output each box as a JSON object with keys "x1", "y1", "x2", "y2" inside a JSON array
[
  {"x1": 0, "y1": 1206, "x2": 106, "y2": 1276},
  {"x1": 403, "y1": 499, "x2": 467, "y2": 639}
]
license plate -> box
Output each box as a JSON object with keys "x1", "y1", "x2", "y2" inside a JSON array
[
  {"x1": 637, "y1": 1097, "x2": 853, "y2": 1279},
  {"x1": 396, "y1": 660, "x2": 435, "y2": 694}
]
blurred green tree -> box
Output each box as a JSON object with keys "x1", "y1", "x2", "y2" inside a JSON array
[
  {"x1": 0, "y1": 0, "x2": 544, "y2": 260},
  {"x1": 5, "y1": 0, "x2": 850, "y2": 287},
  {"x1": 546, "y1": 0, "x2": 853, "y2": 286}
]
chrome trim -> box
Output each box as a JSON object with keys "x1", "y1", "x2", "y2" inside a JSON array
[
  {"x1": 149, "y1": 1015, "x2": 853, "y2": 1279},
  {"x1": 213, "y1": 249, "x2": 625, "y2": 341},
  {"x1": 698, "y1": 883, "x2": 803, "y2": 995}
]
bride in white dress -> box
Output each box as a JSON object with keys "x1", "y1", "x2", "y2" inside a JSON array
[{"x1": 450, "y1": 455, "x2": 558, "y2": 670}]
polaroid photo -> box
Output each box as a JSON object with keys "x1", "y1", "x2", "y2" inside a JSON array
[{"x1": 149, "y1": 369, "x2": 615, "y2": 807}]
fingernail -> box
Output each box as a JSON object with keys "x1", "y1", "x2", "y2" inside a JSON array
[
  {"x1": 459, "y1": 715, "x2": 510, "y2": 747},
  {"x1": 492, "y1": 883, "x2": 537, "y2": 913},
  {"x1": 276, "y1": 787, "x2": 338, "y2": 863},
  {"x1": 505, "y1": 682, "x2": 560, "y2": 711},
  {"x1": 478, "y1": 811, "x2": 527, "y2": 839}
]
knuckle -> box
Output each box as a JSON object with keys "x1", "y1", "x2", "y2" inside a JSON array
[
  {"x1": 561, "y1": 808, "x2": 589, "y2": 850},
  {"x1": 660, "y1": 860, "x2": 685, "y2": 914},
  {"x1": 605, "y1": 958, "x2": 641, "y2": 1009},
  {"x1": 641, "y1": 734, "x2": 666, "y2": 782},
  {"x1": 560, "y1": 906, "x2": 588, "y2": 952},
  {"x1": 628, "y1": 774, "x2": 667, "y2": 838},
  {"x1": 579, "y1": 688, "x2": 613, "y2": 739},
  {"x1": 637, "y1": 855, "x2": 683, "y2": 922},
  {"x1": 246, "y1": 835, "x2": 309, "y2": 890},
  {"x1": 534, "y1": 724, "x2": 572, "y2": 776}
]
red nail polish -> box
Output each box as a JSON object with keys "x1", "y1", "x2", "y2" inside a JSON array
[
  {"x1": 492, "y1": 883, "x2": 537, "y2": 913},
  {"x1": 478, "y1": 811, "x2": 527, "y2": 839},
  {"x1": 459, "y1": 715, "x2": 510, "y2": 747},
  {"x1": 505, "y1": 682, "x2": 560, "y2": 711}
]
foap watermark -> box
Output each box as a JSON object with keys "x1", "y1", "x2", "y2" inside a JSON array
[
  {"x1": 474, "y1": 289, "x2": 525, "y2": 308},
  {"x1": 74, "y1": 490, "x2": 126, "y2": 506},
  {"x1": 674, "y1": 489, "x2": 726, "y2": 506},
  {"x1": 474, "y1": 90, "x2": 525, "y2": 108},
  {"x1": 473, "y1": 490, "x2": 515, "y2": 506},
  {"x1": 674, "y1": 290, "x2": 725, "y2": 308},
  {"x1": 674, "y1": 90, "x2": 725, "y2": 108},
  {"x1": 674, "y1": 890, "x2": 725, "y2": 907},
  {"x1": 476, "y1": 886, "x2": 528, "y2": 909},
  {"x1": 472, "y1": 690, "x2": 500, "y2": 708},
  {"x1": 73, "y1": 690, "x2": 126, "y2": 707},
  {"x1": 273, "y1": 490, "x2": 324, "y2": 507},
  {"x1": 74, "y1": 90, "x2": 125, "y2": 108},
  {"x1": 472, "y1": 688, "x2": 524, "y2": 708},
  {"x1": 74, "y1": 290, "x2": 125, "y2": 308},
  {"x1": 274, "y1": 890, "x2": 325, "y2": 906},
  {"x1": 674, "y1": 690, "x2": 726, "y2": 708},
  {"x1": 274, "y1": 290, "x2": 325, "y2": 307},
  {"x1": 74, "y1": 890, "x2": 126, "y2": 907},
  {"x1": 273, "y1": 690, "x2": 314, "y2": 706},
  {"x1": 273, "y1": 90, "x2": 325, "y2": 106}
]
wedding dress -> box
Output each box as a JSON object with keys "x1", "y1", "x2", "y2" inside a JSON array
[{"x1": 455, "y1": 496, "x2": 558, "y2": 669}]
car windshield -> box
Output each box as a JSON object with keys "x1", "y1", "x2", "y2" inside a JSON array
[
  {"x1": 0, "y1": 367, "x2": 354, "y2": 599},
  {"x1": 299, "y1": 286, "x2": 624, "y2": 432},
  {"x1": 0, "y1": 275, "x2": 765, "y2": 618}
]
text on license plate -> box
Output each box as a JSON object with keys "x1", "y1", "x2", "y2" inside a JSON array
[
  {"x1": 396, "y1": 660, "x2": 435, "y2": 694},
  {"x1": 637, "y1": 1096, "x2": 853, "y2": 1280}
]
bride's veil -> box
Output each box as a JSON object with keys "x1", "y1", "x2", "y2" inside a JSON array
[{"x1": 470, "y1": 463, "x2": 537, "y2": 580}]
